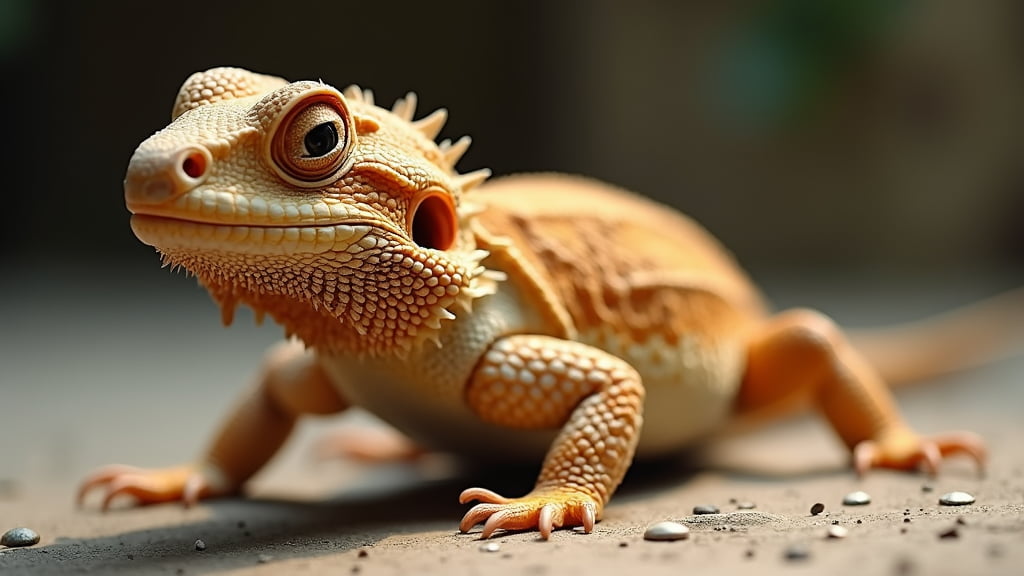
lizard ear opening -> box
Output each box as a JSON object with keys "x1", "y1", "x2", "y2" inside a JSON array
[{"x1": 409, "y1": 191, "x2": 457, "y2": 251}]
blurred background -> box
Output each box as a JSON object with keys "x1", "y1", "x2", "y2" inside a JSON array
[
  {"x1": 0, "y1": 1, "x2": 1022, "y2": 490},
  {"x1": 1, "y1": 0, "x2": 1021, "y2": 277}
]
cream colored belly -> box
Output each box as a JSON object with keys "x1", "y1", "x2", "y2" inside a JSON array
[
  {"x1": 319, "y1": 299, "x2": 745, "y2": 462},
  {"x1": 318, "y1": 285, "x2": 562, "y2": 462},
  {"x1": 580, "y1": 327, "x2": 746, "y2": 458}
]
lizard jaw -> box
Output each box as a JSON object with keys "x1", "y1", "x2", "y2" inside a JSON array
[{"x1": 129, "y1": 214, "x2": 382, "y2": 256}]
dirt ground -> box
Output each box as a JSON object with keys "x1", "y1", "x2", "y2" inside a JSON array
[{"x1": 2, "y1": 265, "x2": 1022, "y2": 575}]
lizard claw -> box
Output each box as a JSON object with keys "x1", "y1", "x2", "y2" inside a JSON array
[
  {"x1": 77, "y1": 463, "x2": 229, "y2": 510},
  {"x1": 459, "y1": 487, "x2": 600, "y2": 539},
  {"x1": 853, "y1": 430, "x2": 987, "y2": 477}
]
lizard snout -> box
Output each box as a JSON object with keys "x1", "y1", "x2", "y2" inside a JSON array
[{"x1": 124, "y1": 145, "x2": 213, "y2": 210}]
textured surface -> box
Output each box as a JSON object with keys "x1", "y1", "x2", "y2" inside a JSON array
[{"x1": 1, "y1": 269, "x2": 1022, "y2": 574}]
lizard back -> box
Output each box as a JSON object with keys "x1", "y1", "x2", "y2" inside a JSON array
[{"x1": 473, "y1": 173, "x2": 767, "y2": 453}]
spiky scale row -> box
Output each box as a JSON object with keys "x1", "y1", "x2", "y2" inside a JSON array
[
  {"x1": 343, "y1": 81, "x2": 485, "y2": 196},
  {"x1": 391, "y1": 92, "x2": 418, "y2": 121},
  {"x1": 439, "y1": 136, "x2": 473, "y2": 167}
]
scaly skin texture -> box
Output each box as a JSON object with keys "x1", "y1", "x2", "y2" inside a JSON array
[{"x1": 80, "y1": 68, "x2": 991, "y2": 539}]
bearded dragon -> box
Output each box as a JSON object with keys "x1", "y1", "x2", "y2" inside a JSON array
[{"x1": 80, "y1": 67, "x2": 1011, "y2": 539}]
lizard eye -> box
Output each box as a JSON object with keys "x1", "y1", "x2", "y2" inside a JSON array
[{"x1": 268, "y1": 91, "x2": 355, "y2": 187}]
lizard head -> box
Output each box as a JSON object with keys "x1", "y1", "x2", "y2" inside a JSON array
[{"x1": 124, "y1": 67, "x2": 501, "y2": 355}]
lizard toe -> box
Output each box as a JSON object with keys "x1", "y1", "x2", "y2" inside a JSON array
[
  {"x1": 459, "y1": 487, "x2": 600, "y2": 539},
  {"x1": 77, "y1": 464, "x2": 229, "y2": 510},
  {"x1": 853, "y1": 430, "x2": 987, "y2": 477}
]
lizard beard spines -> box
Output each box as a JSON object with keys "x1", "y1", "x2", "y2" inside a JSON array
[{"x1": 156, "y1": 241, "x2": 504, "y2": 358}]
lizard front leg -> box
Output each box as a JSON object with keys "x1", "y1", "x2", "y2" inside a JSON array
[
  {"x1": 459, "y1": 335, "x2": 645, "y2": 539},
  {"x1": 78, "y1": 339, "x2": 348, "y2": 509},
  {"x1": 737, "y1": 309, "x2": 986, "y2": 475}
]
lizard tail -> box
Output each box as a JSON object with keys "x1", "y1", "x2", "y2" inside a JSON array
[{"x1": 849, "y1": 287, "x2": 1024, "y2": 387}]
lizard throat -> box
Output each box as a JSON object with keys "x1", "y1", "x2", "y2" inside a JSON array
[{"x1": 154, "y1": 240, "x2": 502, "y2": 357}]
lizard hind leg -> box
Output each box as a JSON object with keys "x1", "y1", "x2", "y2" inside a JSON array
[
  {"x1": 736, "y1": 309, "x2": 986, "y2": 475},
  {"x1": 315, "y1": 422, "x2": 426, "y2": 463}
]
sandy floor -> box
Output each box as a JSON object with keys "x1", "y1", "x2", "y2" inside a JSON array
[{"x1": 2, "y1": 264, "x2": 1022, "y2": 575}]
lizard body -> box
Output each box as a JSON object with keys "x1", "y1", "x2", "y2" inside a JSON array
[{"x1": 81, "y1": 68, "x2": 995, "y2": 539}]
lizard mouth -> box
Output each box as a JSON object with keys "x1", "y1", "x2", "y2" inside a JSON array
[{"x1": 130, "y1": 213, "x2": 393, "y2": 256}]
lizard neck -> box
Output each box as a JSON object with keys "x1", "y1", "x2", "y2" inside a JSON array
[{"x1": 179, "y1": 243, "x2": 503, "y2": 358}]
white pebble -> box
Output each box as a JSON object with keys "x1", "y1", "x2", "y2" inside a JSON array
[
  {"x1": 644, "y1": 521, "x2": 690, "y2": 541},
  {"x1": 939, "y1": 491, "x2": 975, "y2": 506},
  {"x1": 826, "y1": 525, "x2": 849, "y2": 539},
  {"x1": 842, "y1": 491, "x2": 871, "y2": 506}
]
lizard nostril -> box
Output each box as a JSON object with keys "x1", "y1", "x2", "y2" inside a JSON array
[{"x1": 181, "y1": 151, "x2": 207, "y2": 179}]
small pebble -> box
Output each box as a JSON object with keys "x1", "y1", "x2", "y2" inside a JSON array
[
  {"x1": 692, "y1": 505, "x2": 719, "y2": 515},
  {"x1": 938, "y1": 527, "x2": 960, "y2": 539},
  {"x1": 826, "y1": 525, "x2": 848, "y2": 539},
  {"x1": 903, "y1": 518, "x2": 911, "y2": 523},
  {"x1": 939, "y1": 491, "x2": 975, "y2": 506},
  {"x1": 194, "y1": 539, "x2": 206, "y2": 552},
  {"x1": 744, "y1": 549, "x2": 755, "y2": 559},
  {"x1": 643, "y1": 521, "x2": 690, "y2": 541},
  {"x1": 357, "y1": 549, "x2": 369, "y2": 558},
  {"x1": 783, "y1": 544, "x2": 810, "y2": 561},
  {"x1": 480, "y1": 542, "x2": 502, "y2": 552},
  {"x1": 810, "y1": 502, "x2": 825, "y2": 515},
  {"x1": 955, "y1": 517, "x2": 967, "y2": 526},
  {"x1": 736, "y1": 501, "x2": 756, "y2": 510},
  {"x1": 1, "y1": 527, "x2": 40, "y2": 548},
  {"x1": 843, "y1": 491, "x2": 871, "y2": 506},
  {"x1": 618, "y1": 541, "x2": 629, "y2": 548},
  {"x1": 921, "y1": 483, "x2": 934, "y2": 493}
]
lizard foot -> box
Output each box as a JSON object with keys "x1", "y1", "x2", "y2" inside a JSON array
[
  {"x1": 853, "y1": 430, "x2": 987, "y2": 477},
  {"x1": 459, "y1": 487, "x2": 599, "y2": 540},
  {"x1": 77, "y1": 463, "x2": 230, "y2": 510}
]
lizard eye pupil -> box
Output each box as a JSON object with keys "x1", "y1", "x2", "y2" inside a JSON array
[{"x1": 304, "y1": 122, "x2": 339, "y2": 158}]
